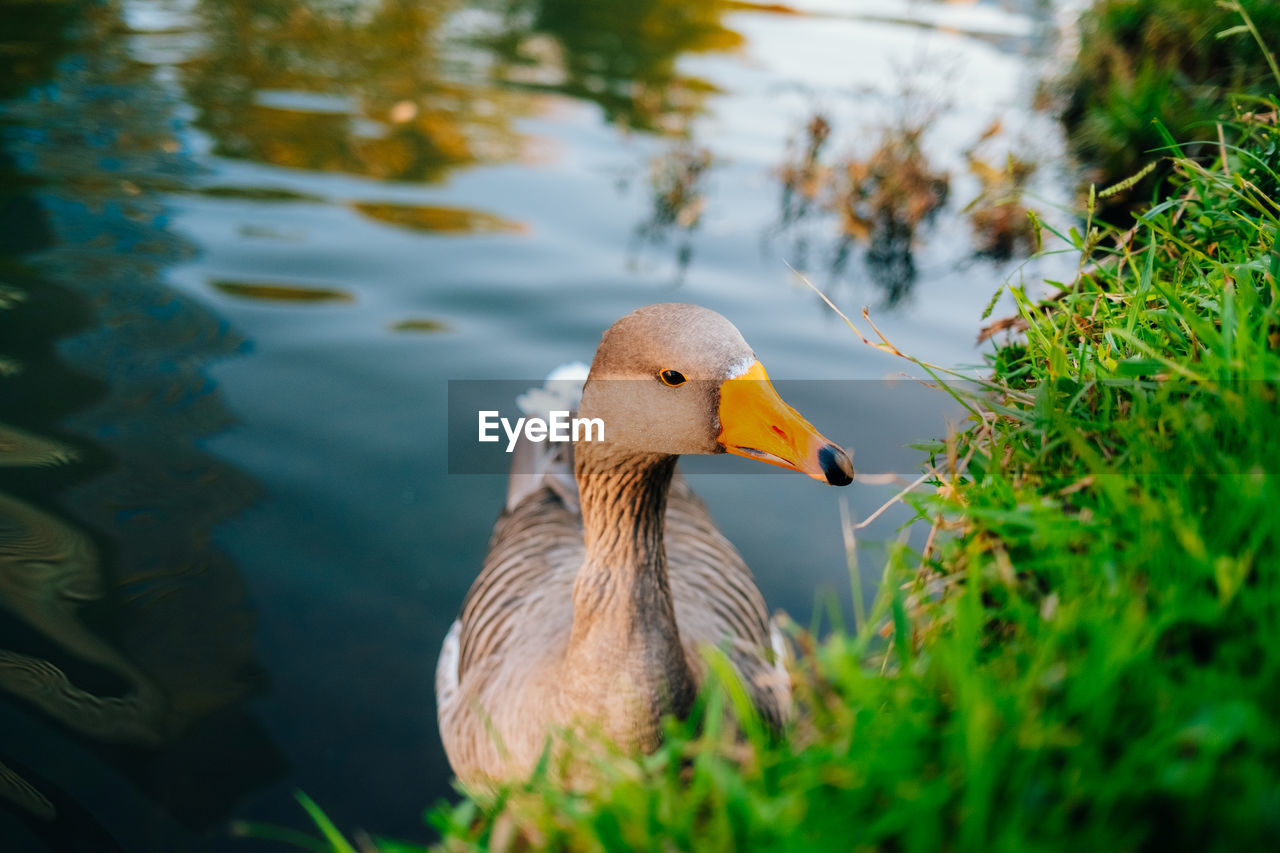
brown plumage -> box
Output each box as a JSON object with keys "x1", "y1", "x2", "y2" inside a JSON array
[{"x1": 436, "y1": 304, "x2": 853, "y2": 786}]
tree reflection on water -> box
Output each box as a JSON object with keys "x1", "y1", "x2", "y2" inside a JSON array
[
  {"x1": 181, "y1": 0, "x2": 745, "y2": 271},
  {"x1": 483, "y1": 0, "x2": 740, "y2": 134},
  {"x1": 482, "y1": 0, "x2": 744, "y2": 275},
  {"x1": 184, "y1": 0, "x2": 530, "y2": 182}
]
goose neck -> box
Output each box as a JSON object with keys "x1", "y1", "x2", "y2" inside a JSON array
[
  {"x1": 575, "y1": 449, "x2": 676, "y2": 577},
  {"x1": 566, "y1": 447, "x2": 693, "y2": 714}
]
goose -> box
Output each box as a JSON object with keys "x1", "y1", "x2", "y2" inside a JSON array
[{"x1": 436, "y1": 303, "x2": 854, "y2": 785}]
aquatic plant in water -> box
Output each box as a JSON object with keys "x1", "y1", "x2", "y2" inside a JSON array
[
  {"x1": 963, "y1": 120, "x2": 1039, "y2": 261},
  {"x1": 775, "y1": 109, "x2": 950, "y2": 306}
]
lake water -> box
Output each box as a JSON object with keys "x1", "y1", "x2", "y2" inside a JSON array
[{"x1": 0, "y1": 0, "x2": 1077, "y2": 849}]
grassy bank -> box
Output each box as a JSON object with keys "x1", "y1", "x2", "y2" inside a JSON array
[
  {"x1": 271, "y1": 45, "x2": 1280, "y2": 853},
  {"x1": 1061, "y1": 0, "x2": 1279, "y2": 211}
]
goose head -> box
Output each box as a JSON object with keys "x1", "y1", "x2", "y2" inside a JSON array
[{"x1": 578, "y1": 303, "x2": 854, "y2": 485}]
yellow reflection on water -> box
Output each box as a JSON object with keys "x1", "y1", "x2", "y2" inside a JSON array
[
  {"x1": 210, "y1": 279, "x2": 357, "y2": 302},
  {"x1": 351, "y1": 202, "x2": 527, "y2": 234},
  {"x1": 183, "y1": 0, "x2": 532, "y2": 182},
  {"x1": 485, "y1": 0, "x2": 743, "y2": 135},
  {"x1": 390, "y1": 317, "x2": 452, "y2": 333},
  {"x1": 180, "y1": 0, "x2": 747, "y2": 185}
]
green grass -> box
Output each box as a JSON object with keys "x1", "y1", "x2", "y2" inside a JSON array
[
  {"x1": 265, "y1": 52, "x2": 1280, "y2": 853},
  {"x1": 1060, "y1": 0, "x2": 1279, "y2": 212}
]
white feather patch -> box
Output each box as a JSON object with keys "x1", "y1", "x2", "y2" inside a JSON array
[
  {"x1": 507, "y1": 362, "x2": 589, "y2": 513},
  {"x1": 769, "y1": 618, "x2": 790, "y2": 675},
  {"x1": 435, "y1": 619, "x2": 462, "y2": 714},
  {"x1": 725, "y1": 355, "x2": 755, "y2": 379},
  {"x1": 516, "y1": 361, "x2": 590, "y2": 420}
]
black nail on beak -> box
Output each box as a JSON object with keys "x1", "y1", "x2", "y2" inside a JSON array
[{"x1": 818, "y1": 444, "x2": 854, "y2": 486}]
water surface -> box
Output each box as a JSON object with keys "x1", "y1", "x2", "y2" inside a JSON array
[{"x1": 0, "y1": 0, "x2": 1074, "y2": 848}]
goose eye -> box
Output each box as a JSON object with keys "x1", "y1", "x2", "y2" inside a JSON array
[{"x1": 659, "y1": 369, "x2": 687, "y2": 387}]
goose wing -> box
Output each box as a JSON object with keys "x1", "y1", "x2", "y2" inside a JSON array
[{"x1": 664, "y1": 477, "x2": 791, "y2": 728}]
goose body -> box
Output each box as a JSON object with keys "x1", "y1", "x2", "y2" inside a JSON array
[{"x1": 436, "y1": 304, "x2": 853, "y2": 785}]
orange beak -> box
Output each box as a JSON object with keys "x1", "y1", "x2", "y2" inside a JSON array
[{"x1": 716, "y1": 361, "x2": 854, "y2": 486}]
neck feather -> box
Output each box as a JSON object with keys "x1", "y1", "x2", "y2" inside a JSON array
[
  {"x1": 576, "y1": 447, "x2": 674, "y2": 574},
  {"x1": 563, "y1": 442, "x2": 695, "y2": 729}
]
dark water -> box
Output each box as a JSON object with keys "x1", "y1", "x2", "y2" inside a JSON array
[{"x1": 0, "y1": 0, "x2": 1074, "y2": 849}]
